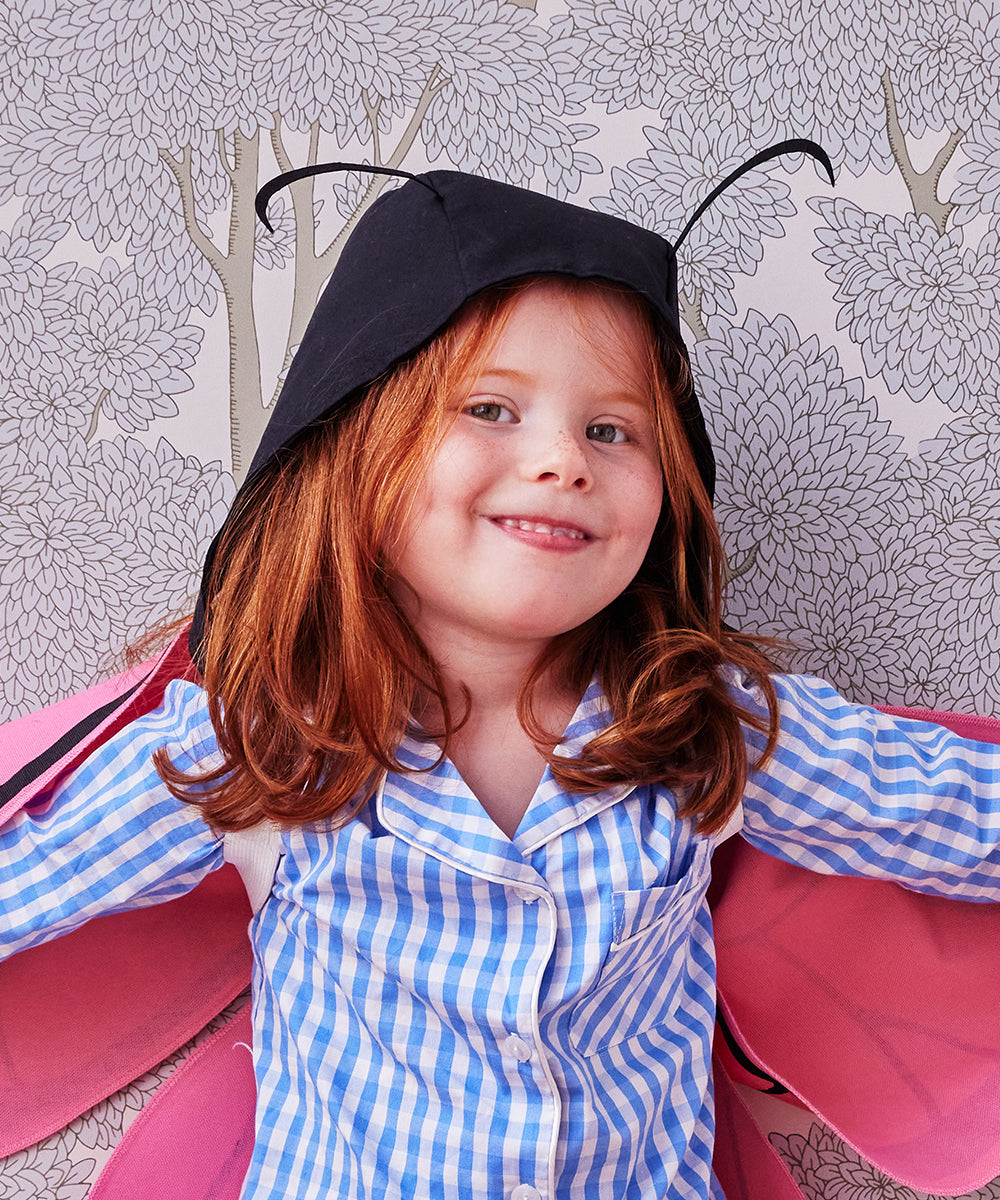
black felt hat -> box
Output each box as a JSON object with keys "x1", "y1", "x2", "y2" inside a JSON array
[{"x1": 191, "y1": 143, "x2": 832, "y2": 661}]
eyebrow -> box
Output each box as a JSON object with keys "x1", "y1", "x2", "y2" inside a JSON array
[
  {"x1": 470, "y1": 366, "x2": 652, "y2": 408},
  {"x1": 470, "y1": 366, "x2": 530, "y2": 385}
]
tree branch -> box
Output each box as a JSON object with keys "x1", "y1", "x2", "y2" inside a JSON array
[
  {"x1": 225, "y1": 128, "x2": 258, "y2": 260},
  {"x1": 361, "y1": 88, "x2": 382, "y2": 166},
  {"x1": 726, "y1": 543, "x2": 758, "y2": 585},
  {"x1": 218, "y1": 129, "x2": 264, "y2": 478},
  {"x1": 881, "y1": 69, "x2": 960, "y2": 234},
  {"x1": 269, "y1": 114, "x2": 314, "y2": 261},
  {"x1": 270, "y1": 113, "x2": 294, "y2": 174},
  {"x1": 217, "y1": 129, "x2": 236, "y2": 179},
  {"x1": 270, "y1": 116, "x2": 323, "y2": 254},
  {"x1": 309, "y1": 66, "x2": 447, "y2": 278},
  {"x1": 84, "y1": 390, "x2": 108, "y2": 443},
  {"x1": 385, "y1": 64, "x2": 445, "y2": 169},
  {"x1": 928, "y1": 129, "x2": 964, "y2": 198},
  {"x1": 266, "y1": 68, "x2": 449, "y2": 408},
  {"x1": 159, "y1": 145, "x2": 227, "y2": 274},
  {"x1": 679, "y1": 289, "x2": 709, "y2": 342}
]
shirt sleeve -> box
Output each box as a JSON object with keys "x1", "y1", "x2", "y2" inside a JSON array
[
  {"x1": 734, "y1": 671, "x2": 1000, "y2": 901},
  {"x1": 0, "y1": 679, "x2": 226, "y2": 960}
]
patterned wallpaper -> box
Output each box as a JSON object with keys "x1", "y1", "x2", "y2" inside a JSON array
[{"x1": 1, "y1": 0, "x2": 998, "y2": 719}]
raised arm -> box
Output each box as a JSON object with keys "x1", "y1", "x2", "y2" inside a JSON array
[
  {"x1": 0, "y1": 679, "x2": 225, "y2": 959},
  {"x1": 735, "y1": 671, "x2": 1000, "y2": 900}
]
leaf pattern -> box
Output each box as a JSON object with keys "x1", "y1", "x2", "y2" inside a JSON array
[{"x1": 772, "y1": 1123, "x2": 1000, "y2": 1200}]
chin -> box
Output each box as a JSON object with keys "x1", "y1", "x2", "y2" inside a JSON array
[{"x1": 493, "y1": 611, "x2": 591, "y2": 642}]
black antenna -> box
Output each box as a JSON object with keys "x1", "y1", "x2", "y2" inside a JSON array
[
  {"x1": 673, "y1": 138, "x2": 835, "y2": 253},
  {"x1": 255, "y1": 162, "x2": 441, "y2": 232}
]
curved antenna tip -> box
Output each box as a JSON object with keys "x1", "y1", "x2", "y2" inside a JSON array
[
  {"x1": 673, "y1": 138, "x2": 835, "y2": 254},
  {"x1": 255, "y1": 195, "x2": 276, "y2": 234},
  {"x1": 812, "y1": 145, "x2": 836, "y2": 187},
  {"x1": 254, "y1": 162, "x2": 438, "y2": 234}
]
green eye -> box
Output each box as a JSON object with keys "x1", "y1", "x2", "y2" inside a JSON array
[
  {"x1": 467, "y1": 402, "x2": 505, "y2": 421},
  {"x1": 587, "y1": 423, "x2": 625, "y2": 444}
]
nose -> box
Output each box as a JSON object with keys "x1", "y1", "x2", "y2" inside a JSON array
[{"x1": 523, "y1": 427, "x2": 591, "y2": 491}]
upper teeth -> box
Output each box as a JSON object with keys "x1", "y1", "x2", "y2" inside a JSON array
[{"x1": 498, "y1": 518, "x2": 586, "y2": 539}]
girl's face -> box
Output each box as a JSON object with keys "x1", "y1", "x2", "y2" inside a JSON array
[{"x1": 389, "y1": 281, "x2": 664, "y2": 661}]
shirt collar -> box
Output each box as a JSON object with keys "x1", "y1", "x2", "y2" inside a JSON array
[{"x1": 374, "y1": 680, "x2": 635, "y2": 873}]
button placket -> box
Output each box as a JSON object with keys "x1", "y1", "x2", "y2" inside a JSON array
[{"x1": 496, "y1": 884, "x2": 558, "y2": 1200}]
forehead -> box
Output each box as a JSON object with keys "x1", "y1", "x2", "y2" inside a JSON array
[{"x1": 470, "y1": 280, "x2": 654, "y2": 391}]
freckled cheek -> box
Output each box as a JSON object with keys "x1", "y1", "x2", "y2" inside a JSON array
[{"x1": 615, "y1": 464, "x2": 664, "y2": 542}]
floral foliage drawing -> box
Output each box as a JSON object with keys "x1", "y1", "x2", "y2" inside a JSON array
[
  {"x1": 0, "y1": 0, "x2": 598, "y2": 715},
  {"x1": 772, "y1": 1123, "x2": 1000, "y2": 1200}
]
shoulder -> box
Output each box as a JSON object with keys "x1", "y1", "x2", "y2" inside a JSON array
[
  {"x1": 728, "y1": 667, "x2": 999, "y2": 787},
  {"x1": 726, "y1": 666, "x2": 884, "y2": 728},
  {"x1": 146, "y1": 678, "x2": 215, "y2": 748},
  {"x1": 725, "y1": 666, "x2": 943, "y2": 763},
  {"x1": 73, "y1": 678, "x2": 220, "y2": 789}
]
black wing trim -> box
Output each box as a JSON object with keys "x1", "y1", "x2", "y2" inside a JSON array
[
  {"x1": 0, "y1": 682, "x2": 143, "y2": 805},
  {"x1": 716, "y1": 1005, "x2": 791, "y2": 1095}
]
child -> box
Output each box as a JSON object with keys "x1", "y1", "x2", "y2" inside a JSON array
[{"x1": 3, "y1": 156, "x2": 1000, "y2": 1200}]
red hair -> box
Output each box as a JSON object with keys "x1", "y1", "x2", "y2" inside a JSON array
[{"x1": 156, "y1": 277, "x2": 779, "y2": 834}]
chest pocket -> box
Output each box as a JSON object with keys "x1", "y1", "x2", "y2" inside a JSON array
[{"x1": 569, "y1": 840, "x2": 712, "y2": 1057}]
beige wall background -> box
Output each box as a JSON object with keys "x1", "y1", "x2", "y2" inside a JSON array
[{"x1": 1, "y1": 0, "x2": 999, "y2": 720}]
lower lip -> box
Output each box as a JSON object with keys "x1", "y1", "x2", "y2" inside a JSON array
[{"x1": 489, "y1": 519, "x2": 592, "y2": 552}]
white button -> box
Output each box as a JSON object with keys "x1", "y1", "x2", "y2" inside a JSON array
[
  {"x1": 501, "y1": 1033, "x2": 533, "y2": 1063},
  {"x1": 513, "y1": 887, "x2": 538, "y2": 903},
  {"x1": 509, "y1": 1187, "x2": 542, "y2": 1200}
]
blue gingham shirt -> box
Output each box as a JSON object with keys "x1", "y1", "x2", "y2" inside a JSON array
[{"x1": 4, "y1": 673, "x2": 1000, "y2": 1199}]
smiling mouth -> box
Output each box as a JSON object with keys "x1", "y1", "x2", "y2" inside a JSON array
[{"x1": 492, "y1": 517, "x2": 590, "y2": 541}]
